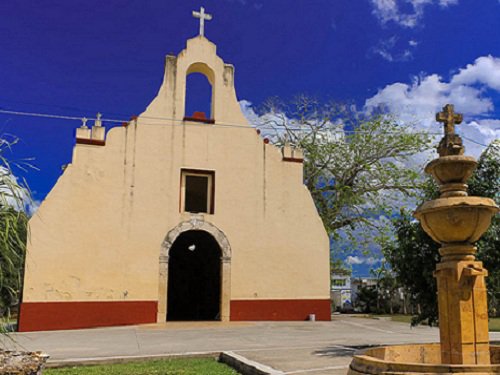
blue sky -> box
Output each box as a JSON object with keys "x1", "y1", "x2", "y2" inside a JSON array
[{"x1": 1, "y1": 0, "x2": 499, "y2": 274}]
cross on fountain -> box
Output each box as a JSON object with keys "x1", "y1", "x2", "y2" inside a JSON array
[
  {"x1": 436, "y1": 104, "x2": 463, "y2": 136},
  {"x1": 436, "y1": 104, "x2": 464, "y2": 156},
  {"x1": 192, "y1": 7, "x2": 212, "y2": 37}
]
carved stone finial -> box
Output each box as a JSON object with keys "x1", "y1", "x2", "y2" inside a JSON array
[
  {"x1": 94, "y1": 112, "x2": 102, "y2": 127},
  {"x1": 436, "y1": 104, "x2": 463, "y2": 135},
  {"x1": 81, "y1": 117, "x2": 88, "y2": 129},
  {"x1": 436, "y1": 104, "x2": 464, "y2": 156}
]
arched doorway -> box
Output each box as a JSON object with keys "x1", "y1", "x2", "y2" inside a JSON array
[
  {"x1": 158, "y1": 217, "x2": 231, "y2": 322},
  {"x1": 167, "y1": 230, "x2": 221, "y2": 321}
]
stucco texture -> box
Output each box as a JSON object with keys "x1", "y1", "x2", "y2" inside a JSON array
[{"x1": 21, "y1": 37, "x2": 330, "y2": 327}]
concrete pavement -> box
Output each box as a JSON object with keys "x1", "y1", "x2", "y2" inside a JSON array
[{"x1": 4, "y1": 316, "x2": 500, "y2": 374}]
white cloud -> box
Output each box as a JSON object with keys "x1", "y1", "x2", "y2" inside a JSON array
[
  {"x1": 27, "y1": 199, "x2": 41, "y2": 215},
  {"x1": 239, "y1": 99, "x2": 346, "y2": 143},
  {"x1": 439, "y1": 0, "x2": 458, "y2": 5},
  {"x1": 346, "y1": 255, "x2": 363, "y2": 265},
  {"x1": 239, "y1": 100, "x2": 260, "y2": 124},
  {"x1": 346, "y1": 255, "x2": 381, "y2": 265},
  {"x1": 366, "y1": 257, "x2": 381, "y2": 265},
  {"x1": 365, "y1": 55, "x2": 500, "y2": 158},
  {"x1": 371, "y1": 36, "x2": 418, "y2": 62},
  {"x1": 370, "y1": 0, "x2": 459, "y2": 28},
  {"x1": 239, "y1": 55, "x2": 500, "y2": 225},
  {"x1": 451, "y1": 55, "x2": 500, "y2": 91},
  {"x1": 0, "y1": 166, "x2": 33, "y2": 213},
  {"x1": 370, "y1": 0, "x2": 420, "y2": 28}
]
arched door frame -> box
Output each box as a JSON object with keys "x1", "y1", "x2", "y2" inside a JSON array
[{"x1": 158, "y1": 215, "x2": 231, "y2": 322}]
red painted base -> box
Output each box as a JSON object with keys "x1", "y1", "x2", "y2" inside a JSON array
[
  {"x1": 230, "y1": 299, "x2": 331, "y2": 321},
  {"x1": 18, "y1": 301, "x2": 158, "y2": 332},
  {"x1": 18, "y1": 299, "x2": 331, "y2": 331}
]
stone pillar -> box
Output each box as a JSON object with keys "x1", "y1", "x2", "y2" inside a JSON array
[
  {"x1": 76, "y1": 118, "x2": 91, "y2": 140},
  {"x1": 435, "y1": 245, "x2": 490, "y2": 364},
  {"x1": 157, "y1": 255, "x2": 169, "y2": 322},
  {"x1": 91, "y1": 113, "x2": 106, "y2": 141},
  {"x1": 282, "y1": 143, "x2": 292, "y2": 159},
  {"x1": 91, "y1": 126, "x2": 105, "y2": 141},
  {"x1": 292, "y1": 147, "x2": 303, "y2": 160},
  {"x1": 220, "y1": 256, "x2": 231, "y2": 322}
]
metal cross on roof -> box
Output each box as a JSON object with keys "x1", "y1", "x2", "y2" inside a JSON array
[
  {"x1": 436, "y1": 104, "x2": 463, "y2": 136},
  {"x1": 192, "y1": 7, "x2": 212, "y2": 37}
]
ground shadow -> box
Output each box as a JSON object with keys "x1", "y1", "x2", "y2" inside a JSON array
[{"x1": 314, "y1": 344, "x2": 377, "y2": 357}]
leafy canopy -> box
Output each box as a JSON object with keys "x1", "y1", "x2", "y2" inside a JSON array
[
  {"x1": 0, "y1": 137, "x2": 31, "y2": 323},
  {"x1": 258, "y1": 96, "x2": 432, "y2": 250}
]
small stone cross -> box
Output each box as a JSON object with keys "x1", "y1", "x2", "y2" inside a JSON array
[
  {"x1": 192, "y1": 7, "x2": 212, "y2": 37},
  {"x1": 95, "y1": 112, "x2": 102, "y2": 127},
  {"x1": 435, "y1": 104, "x2": 465, "y2": 156},
  {"x1": 436, "y1": 104, "x2": 463, "y2": 136}
]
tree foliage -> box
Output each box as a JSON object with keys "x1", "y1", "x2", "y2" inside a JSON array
[
  {"x1": 470, "y1": 140, "x2": 500, "y2": 316},
  {"x1": 385, "y1": 140, "x2": 500, "y2": 325},
  {"x1": 385, "y1": 205, "x2": 440, "y2": 325},
  {"x1": 0, "y1": 209, "x2": 27, "y2": 317},
  {"x1": 356, "y1": 262, "x2": 402, "y2": 314},
  {"x1": 258, "y1": 96, "x2": 432, "y2": 244},
  {"x1": 0, "y1": 138, "x2": 30, "y2": 320},
  {"x1": 355, "y1": 284, "x2": 379, "y2": 313}
]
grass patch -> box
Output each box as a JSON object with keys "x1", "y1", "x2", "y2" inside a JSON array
[
  {"x1": 489, "y1": 317, "x2": 500, "y2": 332},
  {"x1": 368, "y1": 314, "x2": 500, "y2": 331},
  {"x1": 45, "y1": 358, "x2": 239, "y2": 375},
  {"x1": 0, "y1": 317, "x2": 17, "y2": 332}
]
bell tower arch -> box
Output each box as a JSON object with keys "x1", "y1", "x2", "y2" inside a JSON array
[
  {"x1": 141, "y1": 36, "x2": 249, "y2": 126},
  {"x1": 184, "y1": 62, "x2": 215, "y2": 121}
]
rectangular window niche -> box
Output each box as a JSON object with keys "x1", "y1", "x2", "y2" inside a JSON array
[{"x1": 180, "y1": 169, "x2": 215, "y2": 214}]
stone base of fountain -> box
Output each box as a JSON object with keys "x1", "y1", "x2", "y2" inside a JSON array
[{"x1": 348, "y1": 344, "x2": 500, "y2": 375}]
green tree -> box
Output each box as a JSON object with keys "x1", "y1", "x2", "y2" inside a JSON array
[
  {"x1": 385, "y1": 140, "x2": 500, "y2": 325},
  {"x1": 469, "y1": 141, "x2": 500, "y2": 316},
  {"x1": 356, "y1": 284, "x2": 378, "y2": 313},
  {"x1": 0, "y1": 138, "x2": 31, "y2": 322},
  {"x1": 0, "y1": 208, "x2": 28, "y2": 317},
  {"x1": 371, "y1": 261, "x2": 400, "y2": 314},
  {"x1": 385, "y1": 206, "x2": 440, "y2": 325},
  {"x1": 259, "y1": 97, "x2": 432, "y2": 249}
]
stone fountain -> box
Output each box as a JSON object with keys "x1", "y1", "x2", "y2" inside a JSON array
[{"x1": 348, "y1": 104, "x2": 499, "y2": 374}]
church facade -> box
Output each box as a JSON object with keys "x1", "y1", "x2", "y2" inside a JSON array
[{"x1": 18, "y1": 35, "x2": 330, "y2": 331}]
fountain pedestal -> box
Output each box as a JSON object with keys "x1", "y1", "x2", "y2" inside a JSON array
[
  {"x1": 435, "y1": 255, "x2": 490, "y2": 364},
  {"x1": 416, "y1": 155, "x2": 498, "y2": 365},
  {"x1": 348, "y1": 104, "x2": 499, "y2": 374}
]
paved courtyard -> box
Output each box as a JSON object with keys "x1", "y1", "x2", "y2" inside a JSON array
[{"x1": 5, "y1": 315, "x2": 500, "y2": 374}]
